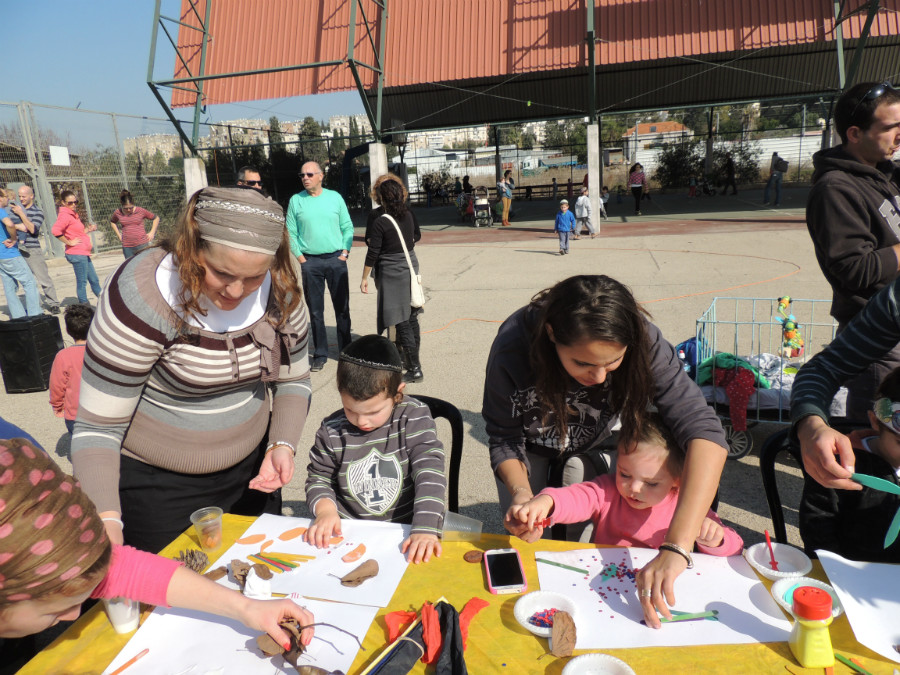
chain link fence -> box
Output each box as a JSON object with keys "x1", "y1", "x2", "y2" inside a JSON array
[{"x1": 0, "y1": 101, "x2": 186, "y2": 256}]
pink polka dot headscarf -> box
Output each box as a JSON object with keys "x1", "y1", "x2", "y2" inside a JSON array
[{"x1": 0, "y1": 438, "x2": 108, "y2": 602}]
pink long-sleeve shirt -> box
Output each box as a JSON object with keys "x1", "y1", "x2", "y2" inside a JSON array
[
  {"x1": 49, "y1": 344, "x2": 85, "y2": 421},
  {"x1": 90, "y1": 545, "x2": 179, "y2": 605},
  {"x1": 540, "y1": 473, "x2": 744, "y2": 556},
  {"x1": 51, "y1": 206, "x2": 93, "y2": 256}
]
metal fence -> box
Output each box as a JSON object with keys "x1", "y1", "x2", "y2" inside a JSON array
[{"x1": 0, "y1": 101, "x2": 186, "y2": 256}]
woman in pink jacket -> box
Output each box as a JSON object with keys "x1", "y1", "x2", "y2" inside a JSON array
[{"x1": 51, "y1": 190, "x2": 101, "y2": 304}]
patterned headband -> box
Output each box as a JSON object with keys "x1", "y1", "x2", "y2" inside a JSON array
[{"x1": 194, "y1": 186, "x2": 285, "y2": 255}]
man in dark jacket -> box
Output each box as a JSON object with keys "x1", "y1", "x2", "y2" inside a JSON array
[{"x1": 806, "y1": 81, "x2": 900, "y2": 420}]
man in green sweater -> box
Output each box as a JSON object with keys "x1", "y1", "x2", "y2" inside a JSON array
[{"x1": 286, "y1": 161, "x2": 354, "y2": 371}]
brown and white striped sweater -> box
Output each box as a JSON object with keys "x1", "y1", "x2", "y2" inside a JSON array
[{"x1": 71, "y1": 248, "x2": 311, "y2": 515}]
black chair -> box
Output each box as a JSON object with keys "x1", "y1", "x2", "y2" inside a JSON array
[
  {"x1": 759, "y1": 428, "x2": 801, "y2": 544},
  {"x1": 414, "y1": 395, "x2": 463, "y2": 513},
  {"x1": 759, "y1": 420, "x2": 860, "y2": 544}
]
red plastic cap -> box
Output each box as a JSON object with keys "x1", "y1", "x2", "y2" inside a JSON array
[{"x1": 792, "y1": 586, "x2": 832, "y2": 620}]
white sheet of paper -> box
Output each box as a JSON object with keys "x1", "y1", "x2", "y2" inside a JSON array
[
  {"x1": 817, "y1": 550, "x2": 900, "y2": 664},
  {"x1": 535, "y1": 547, "x2": 790, "y2": 649},
  {"x1": 216, "y1": 514, "x2": 410, "y2": 607},
  {"x1": 101, "y1": 597, "x2": 377, "y2": 675}
]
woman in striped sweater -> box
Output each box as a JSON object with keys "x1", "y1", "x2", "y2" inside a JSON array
[{"x1": 71, "y1": 187, "x2": 311, "y2": 553}]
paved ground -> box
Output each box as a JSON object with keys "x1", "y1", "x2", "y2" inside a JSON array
[{"x1": 1, "y1": 185, "x2": 825, "y2": 552}]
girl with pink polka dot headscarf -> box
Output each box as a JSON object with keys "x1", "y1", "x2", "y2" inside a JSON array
[
  {"x1": 0, "y1": 438, "x2": 316, "y2": 648},
  {"x1": 0, "y1": 438, "x2": 109, "y2": 606}
]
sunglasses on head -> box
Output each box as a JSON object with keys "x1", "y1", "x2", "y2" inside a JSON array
[
  {"x1": 873, "y1": 397, "x2": 900, "y2": 434},
  {"x1": 849, "y1": 81, "x2": 897, "y2": 120},
  {"x1": 299, "y1": 172, "x2": 319, "y2": 178}
]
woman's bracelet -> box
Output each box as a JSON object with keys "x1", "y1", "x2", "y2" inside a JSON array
[
  {"x1": 658, "y1": 542, "x2": 693, "y2": 569},
  {"x1": 101, "y1": 517, "x2": 124, "y2": 528},
  {"x1": 265, "y1": 441, "x2": 296, "y2": 457}
]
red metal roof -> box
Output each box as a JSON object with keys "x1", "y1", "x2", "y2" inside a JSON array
[{"x1": 171, "y1": 0, "x2": 900, "y2": 109}]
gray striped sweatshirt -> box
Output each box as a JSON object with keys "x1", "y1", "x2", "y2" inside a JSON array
[
  {"x1": 792, "y1": 276, "x2": 900, "y2": 425},
  {"x1": 305, "y1": 396, "x2": 446, "y2": 536},
  {"x1": 72, "y1": 248, "x2": 311, "y2": 514}
]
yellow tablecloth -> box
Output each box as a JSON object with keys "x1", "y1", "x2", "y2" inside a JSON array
[{"x1": 20, "y1": 514, "x2": 897, "y2": 674}]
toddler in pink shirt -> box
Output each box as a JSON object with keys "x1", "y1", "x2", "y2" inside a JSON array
[
  {"x1": 49, "y1": 304, "x2": 94, "y2": 435},
  {"x1": 509, "y1": 415, "x2": 743, "y2": 556}
]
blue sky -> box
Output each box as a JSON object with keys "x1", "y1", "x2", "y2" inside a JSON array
[{"x1": 11, "y1": 1, "x2": 365, "y2": 127}]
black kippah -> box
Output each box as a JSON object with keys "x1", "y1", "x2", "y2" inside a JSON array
[{"x1": 339, "y1": 335, "x2": 403, "y2": 372}]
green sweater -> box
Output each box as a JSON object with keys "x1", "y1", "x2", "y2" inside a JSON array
[{"x1": 285, "y1": 188, "x2": 353, "y2": 256}]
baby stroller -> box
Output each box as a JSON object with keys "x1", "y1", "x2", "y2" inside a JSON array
[
  {"x1": 456, "y1": 192, "x2": 474, "y2": 223},
  {"x1": 473, "y1": 187, "x2": 493, "y2": 228}
]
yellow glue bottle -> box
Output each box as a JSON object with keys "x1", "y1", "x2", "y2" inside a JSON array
[{"x1": 789, "y1": 586, "x2": 834, "y2": 668}]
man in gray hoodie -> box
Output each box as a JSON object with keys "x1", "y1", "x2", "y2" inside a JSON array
[{"x1": 806, "y1": 81, "x2": 900, "y2": 420}]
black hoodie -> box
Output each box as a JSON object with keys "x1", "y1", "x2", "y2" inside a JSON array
[{"x1": 806, "y1": 146, "x2": 900, "y2": 323}]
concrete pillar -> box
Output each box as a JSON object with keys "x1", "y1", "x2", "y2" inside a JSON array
[
  {"x1": 369, "y1": 142, "x2": 389, "y2": 208},
  {"x1": 183, "y1": 157, "x2": 208, "y2": 198},
  {"x1": 587, "y1": 124, "x2": 601, "y2": 234}
]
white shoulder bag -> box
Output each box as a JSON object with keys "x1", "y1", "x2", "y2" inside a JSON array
[{"x1": 383, "y1": 214, "x2": 425, "y2": 308}]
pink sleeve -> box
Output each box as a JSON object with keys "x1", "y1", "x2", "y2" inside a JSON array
[
  {"x1": 48, "y1": 353, "x2": 67, "y2": 414},
  {"x1": 51, "y1": 214, "x2": 66, "y2": 237},
  {"x1": 90, "y1": 545, "x2": 181, "y2": 606},
  {"x1": 539, "y1": 476, "x2": 612, "y2": 526},
  {"x1": 696, "y1": 510, "x2": 744, "y2": 557}
]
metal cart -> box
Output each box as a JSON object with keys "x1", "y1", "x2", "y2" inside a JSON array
[{"x1": 693, "y1": 297, "x2": 839, "y2": 460}]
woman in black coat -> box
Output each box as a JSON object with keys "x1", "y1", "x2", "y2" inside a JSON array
[{"x1": 361, "y1": 174, "x2": 424, "y2": 382}]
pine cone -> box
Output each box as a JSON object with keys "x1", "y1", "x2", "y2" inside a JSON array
[{"x1": 176, "y1": 549, "x2": 210, "y2": 573}]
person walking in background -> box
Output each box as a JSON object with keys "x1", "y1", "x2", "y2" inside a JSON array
[
  {"x1": 8, "y1": 186, "x2": 59, "y2": 314},
  {"x1": 109, "y1": 189, "x2": 159, "y2": 259},
  {"x1": 497, "y1": 169, "x2": 514, "y2": 227},
  {"x1": 600, "y1": 186, "x2": 610, "y2": 219},
  {"x1": 574, "y1": 186, "x2": 595, "y2": 239},
  {"x1": 763, "y1": 151, "x2": 787, "y2": 206},
  {"x1": 0, "y1": 190, "x2": 40, "y2": 319},
  {"x1": 286, "y1": 161, "x2": 354, "y2": 372},
  {"x1": 361, "y1": 174, "x2": 425, "y2": 383},
  {"x1": 554, "y1": 199, "x2": 576, "y2": 255},
  {"x1": 629, "y1": 163, "x2": 648, "y2": 215},
  {"x1": 49, "y1": 304, "x2": 94, "y2": 436},
  {"x1": 52, "y1": 190, "x2": 101, "y2": 305},
  {"x1": 721, "y1": 154, "x2": 738, "y2": 195},
  {"x1": 567, "y1": 177, "x2": 574, "y2": 202},
  {"x1": 551, "y1": 177, "x2": 558, "y2": 201}
]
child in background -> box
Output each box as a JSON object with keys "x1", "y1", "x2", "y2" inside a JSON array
[
  {"x1": 305, "y1": 335, "x2": 446, "y2": 564},
  {"x1": 0, "y1": 437, "x2": 315, "y2": 646},
  {"x1": 799, "y1": 368, "x2": 900, "y2": 563},
  {"x1": 49, "y1": 304, "x2": 94, "y2": 435},
  {"x1": 509, "y1": 414, "x2": 743, "y2": 555},
  {"x1": 599, "y1": 185, "x2": 610, "y2": 220},
  {"x1": 554, "y1": 199, "x2": 576, "y2": 255},
  {"x1": 574, "y1": 187, "x2": 594, "y2": 239}
]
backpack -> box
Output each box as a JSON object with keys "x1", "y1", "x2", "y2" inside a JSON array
[{"x1": 775, "y1": 157, "x2": 789, "y2": 173}]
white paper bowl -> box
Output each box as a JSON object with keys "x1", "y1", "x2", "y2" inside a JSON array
[
  {"x1": 514, "y1": 590, "x2": 578, "y2": 638},
  {"x1": 771, "y1": 576, "x2": 844, "y2": 619},
  {"x1": 743, "y1": 542, "x2": 812, "y2": 580},
  {"x1": 562, "y1": 653, "x2": 636, "y2": 675}
]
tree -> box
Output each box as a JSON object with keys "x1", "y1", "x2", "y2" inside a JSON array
[
  {"x1": 652, "y1": 140, "x2": 705, "y2": 189},
  {"x1": 268, "y1": 116, "x2": 284, "y2": 148}
]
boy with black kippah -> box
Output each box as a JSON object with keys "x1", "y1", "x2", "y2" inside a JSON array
[{"x1": 304, "y1": 335, "x2": 446, "y2": 563}]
